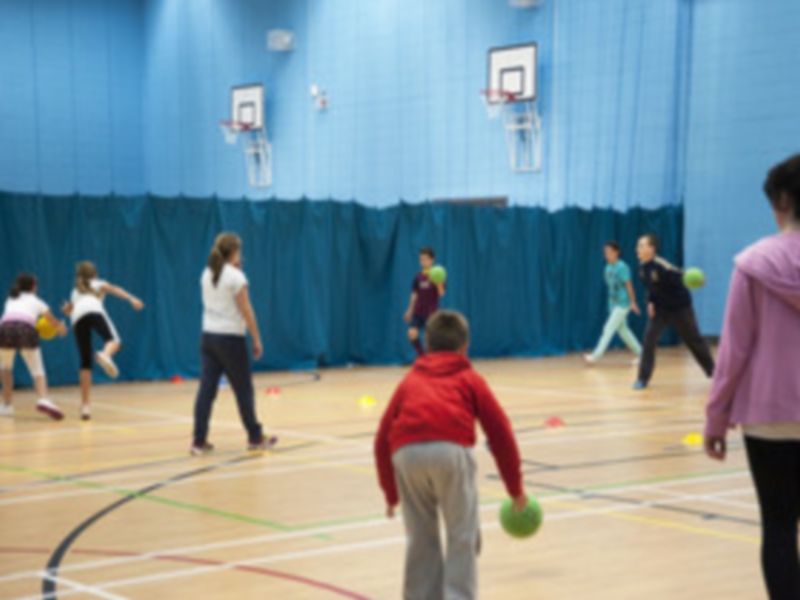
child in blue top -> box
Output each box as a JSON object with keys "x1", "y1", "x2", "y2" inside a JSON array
[{"x1": 585, "y1": 241, "x2": 642, "y2": 364}]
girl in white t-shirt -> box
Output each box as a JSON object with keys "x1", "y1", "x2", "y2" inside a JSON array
[
  {"x1": 192, "y1": 233, "x2": 276, "y2": 455},
  {"x1": 0, "y1": 273, "x2": 67, "y2": 419},
  {"x1": 61, "y1": 262, "x2": 144, "y2": 420}
]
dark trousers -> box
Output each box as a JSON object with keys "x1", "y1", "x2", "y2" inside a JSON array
[
  {"x1": 745, "y1": 436, "x2": 800, "y2": 600},
  {"x1": 637, "y1": 306, "x2": 715, "y2": 384},
  {"x1": 193, "y1": 333, "x2": 263, "y2": 446}
]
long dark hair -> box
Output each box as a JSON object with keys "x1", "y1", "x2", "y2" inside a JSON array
[
  {"x1": 76, "y1": 261, "x2": 101, "y2": 297},
  {"x1": 208, "y1": 233, "x2": 242, "y2": 286},
  {"x1": 9, "y1": 273, "x2": 37, "y2": 299},
  {"x1": 764, "y1": 154, "x2": 800, "y2": 217}
]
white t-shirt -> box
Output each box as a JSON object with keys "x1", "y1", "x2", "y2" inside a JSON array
[
  {"x1": 2, "y1": 293, "x2": 49, "y2": 323},
  {"x1": 70, "y1": 279, "x2": 108, "y2": 324},
  {"x1": 201, "y1": 265, "x2": 249, "y2": 336}
]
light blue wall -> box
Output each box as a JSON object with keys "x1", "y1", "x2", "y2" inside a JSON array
[
  {"x1": 0, "y1": 0, "x2": 144, "y2": 195},
  {"x1": 685, "y1": 0, "x2": 800, "y2": 333},
  {"x1": 141, "y1": 0, "x2": 690, "y2": 210}
]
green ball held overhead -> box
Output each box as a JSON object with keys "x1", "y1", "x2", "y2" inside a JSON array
[
  {"x1": 683, "y1": 267, "x2": 706, "y2": 290},
  {"x1": 499, "y1": 496, "x2": 544, "y2": 539},
  {"x1": 428, "y1": 265, "x2": 447, "y2": 285}
]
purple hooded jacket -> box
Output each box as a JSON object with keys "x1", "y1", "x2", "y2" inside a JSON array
[{"x1": 706, "y1": 231, "x2": 800, "y2": 438}]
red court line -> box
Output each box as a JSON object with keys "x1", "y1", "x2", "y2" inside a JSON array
[{"x1": 0, "y1": 546, "x2": 372, "y2": 599}]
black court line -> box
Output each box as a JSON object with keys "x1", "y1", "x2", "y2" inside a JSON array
[
  {"x1": 0, "y1": 454, "x2": 198, "y2": 494},
  {"x1": 41, "y1": 454, "x2": 259, "y2": 599},
  {"x1": 526, "y1": 480, "x2": 759, "y2": 527}
]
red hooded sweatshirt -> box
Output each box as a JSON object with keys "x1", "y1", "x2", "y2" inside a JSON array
[{"x1": 374, "y1": 352, "x2": 523, "y2": 506}]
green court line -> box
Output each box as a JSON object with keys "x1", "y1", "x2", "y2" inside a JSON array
[
  {"x1": 0, "y1": 463, "x2": 337, "y2": 540},
  {"x1": 0, "y1": 461, "x2": 748, "y2": 539}
]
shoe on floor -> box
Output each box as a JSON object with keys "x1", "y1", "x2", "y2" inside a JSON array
[
  {"x1": 248, "y1": 435, "x2": 279, "y2": 452},
  {"x1": 632, "y1": 380, "x2": 648, "y2": 391},
  {"x1": 190, "y1": 442, "x2": 215, "y2": 456},
  {"x1": 0, "y1": 403, "x2": 13, "y2": 417},
  {"x1": 583, "y1": 354, "x2": 597, "y2": 365},
  {"x1": 95, "y1": 352, "x2": 119, "y2": 379},
  {"x1": 80, "y1": 405, "x2": 91, "y2": 421},
  {"x1": 36, "y1": 399, "x2": 64, "y2": 421}
]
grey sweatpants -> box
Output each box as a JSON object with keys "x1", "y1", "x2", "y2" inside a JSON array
[{"x1": 392, "y1": 442, "x2": 480, "y2": 600}]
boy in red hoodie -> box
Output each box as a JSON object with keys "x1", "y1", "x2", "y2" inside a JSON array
[{"x1": 374, "y1": 310, "x2": 528, "y2": 600}]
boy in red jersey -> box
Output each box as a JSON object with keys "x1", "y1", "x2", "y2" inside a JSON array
[
  {"x1": 404, "y1": 247, "x2": 445, "y2": 356},
  {"x1": 375, "y1": 310, "x2": 528, "y2": 600}
]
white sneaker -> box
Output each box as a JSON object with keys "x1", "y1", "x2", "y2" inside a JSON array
[
  {"x1": 36, "y1": 399, "x2": 64, "y2": 421},
  {"x1": 95, "y1": 352, "x2": 119, "y2": 379},
  {"x1": 583, "y1": 354, "x2": 597, "y2": 365},
  {"x1": 80, "y1": 405, "x2": 91, "y2": 421},
  {"x1": 0, "y1": 403, "x2": 13, "y2": 417}
]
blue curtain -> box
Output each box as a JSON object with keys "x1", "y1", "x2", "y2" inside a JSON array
[{"x1": 0, "y1": 193, "x2": 682, "y2": 386}]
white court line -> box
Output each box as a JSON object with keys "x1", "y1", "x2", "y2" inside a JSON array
[
  {"x1": 39, "y1": 574, "x2": 130, "y2": 600},
  {"x1": 0, "y1": 419, "x2": 187, "y2": 441},
  {"x1": 0, "y1": 469, "x2": 750, "y2": 586},
  {"x1": 0, "y1": 443, "x2": 370, "y2": 500},
  {"x1": 0, "y1": 456, "x2": 375, "y2": 508},
  {"x1": 516, "y1": 422, "x2": 706, "y2": 447},
  {"x1": 654, "y1": 487, "x2": 758, "y2": 511},
  {"x1": 10, "y1": 494, "x2": 736, "y2": 600}
]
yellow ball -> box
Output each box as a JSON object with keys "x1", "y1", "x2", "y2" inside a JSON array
[{"x1": 36, "y1": 317, "x2": 59, "y2": 341}]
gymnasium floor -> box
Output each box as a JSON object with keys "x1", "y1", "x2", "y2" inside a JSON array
[{"x1": 0, "y1": 348, "x2": 762, "y2": 599}]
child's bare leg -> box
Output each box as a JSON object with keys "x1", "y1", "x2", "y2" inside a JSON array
[
  {"x1": 103, "y1": 340, "x2": 121, "y2": 358},
  {"x1": 1, "y1": 369, "x2": 12, "y2": 405},
  {"x1": 33, "y1": 374, "x2": 49, "y2": 400},
  {"x1": 80, "y1": 370, "x2": 92, "y2": 406},
  {"x1": 408, "y1": 327, "x2": 424, "y2": 357}
]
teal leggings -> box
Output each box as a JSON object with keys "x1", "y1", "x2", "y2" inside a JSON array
[{"x1": 592, "y1": 307, "x2": 642, "y2": 359}]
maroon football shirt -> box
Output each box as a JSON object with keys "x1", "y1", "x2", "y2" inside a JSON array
[{"x1": 412, "y1": 272, "x2": 441, "y2": 318}]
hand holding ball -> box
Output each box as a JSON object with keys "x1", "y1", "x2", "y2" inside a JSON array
[
  {"x1": 683, "y1": 268, "x2": 706, "y2": 290},
  {"x1": 429, "y1": 265, "x2": 447, "y2": 285},
  {"x1": 499, "y1": 496, "x2": 543, "y2": 539}
]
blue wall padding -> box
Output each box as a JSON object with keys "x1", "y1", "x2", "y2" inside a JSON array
[{"x1": 0, "y1": 192, "x2": 682, "y2": 386}]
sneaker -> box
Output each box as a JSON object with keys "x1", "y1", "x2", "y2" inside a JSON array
[
  {"x1": 36, "y1": 399, "x2": 65, "y2": 421},
  {"x1": 583, "y1": 354, "x2": 597, "y2": 365},
  {"x1": 0, "y1": 403, "x2": 13, "y2": 417},
  {"x1": 80, "y1": 405, "x2": 91, "y2": 421},
  {"x1": 95, "y1": 352, "x2": 119, "y2": 379},
  {"x1": 632, "y1": 380, "x2": 648, "y2": 391},
  {"x1": 190, "y1": 442, "x2": 215, "y2": 456},
  {"x1": 247, "y1": 435, "x2": 279, "y2": 452}
]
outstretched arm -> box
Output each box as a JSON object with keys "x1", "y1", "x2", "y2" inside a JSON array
[
  {"x1": 404, "y1": 293, "x2": 417, "y2": 323},
  {"x1": 100, "y1": 283, "x2": 144, "y2": 310}
]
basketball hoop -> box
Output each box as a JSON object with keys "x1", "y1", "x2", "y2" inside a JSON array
[
  {"x1": 219, "y1": 120, "x2": 251, "y2": 145},
  {"x1": 481, "y1": 89, "x2": 516, "y2": 120}
]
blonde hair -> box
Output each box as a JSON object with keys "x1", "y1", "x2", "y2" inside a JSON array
[
  {"x1": 76, "y1": 261, "x2": 100, "y2": 296},
  {"x1": 208, "y1": 233, "x2": 242, "y2": 286}
]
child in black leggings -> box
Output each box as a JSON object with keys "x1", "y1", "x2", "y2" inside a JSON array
[{"x1": 62, "y1": 262, "x2": 144, "y2": 420}]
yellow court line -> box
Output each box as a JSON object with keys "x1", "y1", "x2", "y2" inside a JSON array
[{"x1": 546, "y1": 498, "x2": 758, "y2": 545}]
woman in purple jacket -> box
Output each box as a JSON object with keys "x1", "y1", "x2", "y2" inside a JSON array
[{"x1": 705, "y1": 154, "x2": 800, "y2": 600}]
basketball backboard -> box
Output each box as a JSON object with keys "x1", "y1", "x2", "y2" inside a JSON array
[
  {"x1": 486, "y1": 43, "x2": 537, "y2": 103},
  {"x1": 231, "y1": 84, "x2": 264, "y2": 130}
]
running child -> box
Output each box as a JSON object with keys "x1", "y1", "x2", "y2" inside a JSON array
[
  {"x1": 403, "y1": 247, "x2": 445, "y2": 356},
  {"x1": 0, "y1": 273, "x2": 67, "y2": 419},
  {"x1": 375, "y1": 310, "x2": 527, "y2": 600},
  {"x1": 61, "y1": 262, "x2": 144, "y2": 421},
  {"x1": 192, "y1": 233, "x2": 277, "y2": 455},
  {"x1": 633, "y1": 234, "x2": 715, "y2": 389},
  {"x1": 585, "y1": 241, "x2": 642, "y2": 364}
]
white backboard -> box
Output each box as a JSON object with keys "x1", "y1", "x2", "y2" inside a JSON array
[
  {"x1": 487, "y1": 43, "x2": 537, "y2": 103},
  {"x1": 231, "y1": 84, "x2": 264, "y2": 130}
]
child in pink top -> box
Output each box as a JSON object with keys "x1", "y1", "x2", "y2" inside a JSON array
[{"x1": 705, "y1": 154, "x2": 800, "y2": 600}]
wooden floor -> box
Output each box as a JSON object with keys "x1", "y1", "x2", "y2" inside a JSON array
[{"x1": 0, "y1": 349, "x2": 764, "y2": 599}]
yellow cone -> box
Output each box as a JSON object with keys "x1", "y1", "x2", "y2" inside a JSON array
[
  {"x1": 358, "y1": 395, "x2": 377, "y2": 407},
  {"x1": 682, "y1": 433, "x2": 703, "y2": 447}
]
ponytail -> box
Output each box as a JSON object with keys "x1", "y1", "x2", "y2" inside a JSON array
[
  {"x1": 207, "y1": 233, "x2": 242, "y2": 286},
  {"x1": 75, "y1": 261, "x2": 101, "y2": 297},
  {"x1": 8, "y1": 273, "x2": 36, "y2": 299}
]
